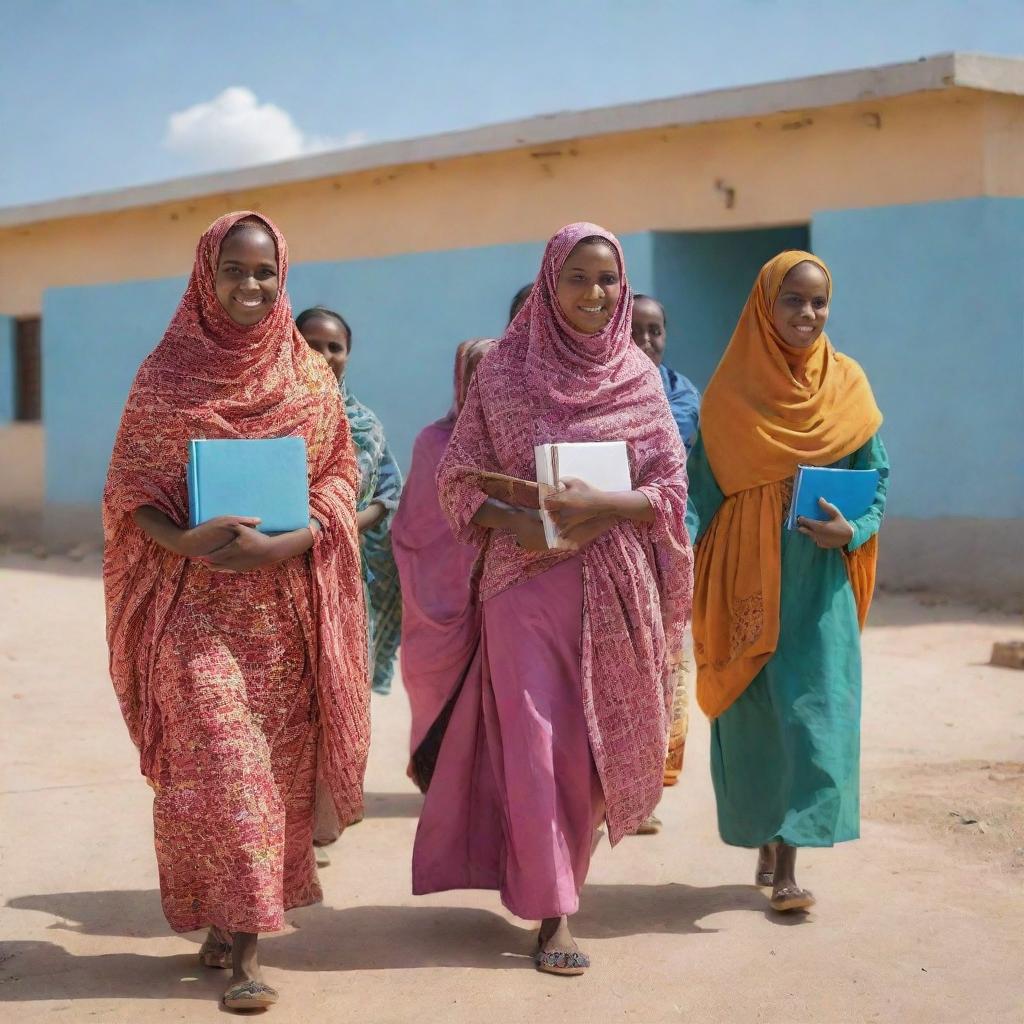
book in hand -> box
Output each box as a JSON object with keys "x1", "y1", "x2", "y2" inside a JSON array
[
  {"x1": 188, "y1": 437, "x2": 310, "y2": 535},
  {"x1": 535, "y1": 441, "x2": 632, "y2": 550},
  {"x1": 462, "y1": 469, "x2": 542, "y2": 510},
  {"x1": 786, "y1": 465, "x2": 880, "y2": 531}
]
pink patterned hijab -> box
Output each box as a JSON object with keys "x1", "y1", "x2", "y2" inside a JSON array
[
  {"x1": 437, "y1": 222, "x2": 693, "y2": 842},
  {"x1": 446, "y1": 337, "x2": 496, "y2": 423},
  {"x1": 102, "y1": 211, "x2": 369, "y2": 826}
]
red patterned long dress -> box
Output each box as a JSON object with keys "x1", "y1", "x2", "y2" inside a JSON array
[{"x1": 103, "y1": 211, "x2": 369, "y2": 934}]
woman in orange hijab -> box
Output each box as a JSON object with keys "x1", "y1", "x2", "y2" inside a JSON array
[{"x1": 686, "y1": 251, "x2": 888, "y2": 912}]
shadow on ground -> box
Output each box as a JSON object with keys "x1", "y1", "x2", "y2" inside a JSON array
[
  {"x1": 362, "y1": 791, "x2": 424, "y2": 819},
  {"x1": 3, "y1": 878, "x2": 781, "y2": 1001},
  {"x1": 573, "y1": 881, "x2": 782, "y2": 937},
  {"x1": 8, "y1": 890, "x2": 169, "y2": 940},
  {"x1": 0, "y1": 943, "x2": 223, "y2": 1003}
]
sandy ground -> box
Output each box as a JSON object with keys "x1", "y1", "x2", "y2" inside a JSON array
[{"x1": 1, "y1": 551, "x2": 1022, "y2": 1024}]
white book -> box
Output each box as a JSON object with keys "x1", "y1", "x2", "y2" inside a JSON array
[{"x1": 534, "y1": 441, "x2": 632, "y2": 550}]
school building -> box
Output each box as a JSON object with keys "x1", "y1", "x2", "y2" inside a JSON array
[{"x1": 1, "y1": 53, "x2": 1021, "y2": 606}]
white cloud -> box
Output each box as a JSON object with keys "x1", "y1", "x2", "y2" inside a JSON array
[{"x1": 163, "y1": 87, "x2": 366, "y2": 170}]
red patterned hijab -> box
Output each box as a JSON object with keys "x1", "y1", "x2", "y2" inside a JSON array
[{"x1": 102, "y1": 211, "x2": 369, "y2": 825}]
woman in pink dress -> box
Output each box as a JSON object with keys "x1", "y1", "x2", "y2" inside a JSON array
[
  {"x1": 412, "y1": 223, "x2": 693, "y2": 976},
  {"x1": 392, "y1": 338, "x2": 494, "y2": 788}
]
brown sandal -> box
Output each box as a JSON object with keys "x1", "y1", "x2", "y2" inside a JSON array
[
  {"x1": 535, "y1": 926, "x2": 590, "y2": 976},
  {"x1": 223, "y1": 979, "x2": 279, "y2": 1010},
  {"x1": 770, "y1": 886, "x2": 815, "y2": 912},
  {"x1": 536, "y1": 948, "x2": 590, "y2": 976},
  {"x1": 198, "y1": 930, "x2": 232, "y2": 969}
]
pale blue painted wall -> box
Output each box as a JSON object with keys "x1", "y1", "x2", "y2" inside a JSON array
[
  {"x1": 0, "y1": 316, "x2": 15, "y2": 423},
  {"x1": 43, "y1": 277, "x2": 188, "y2": 506},
  {"x1": 812, "y1": 198, "x2": 1024, "y2": 519},
  {"x1": 41, "y1": 206, "x2": 1022, "y2": 521},
  {"x1": 42, "y1": 233, "x2": 656, "y2": 505},
  {"x1": 652, "y1": 226, "x2": 809, "y2": 389}
]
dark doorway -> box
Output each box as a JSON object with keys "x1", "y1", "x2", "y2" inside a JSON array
[{"x1": 14, "y1": 317, "x2": 41, "y2": 422}]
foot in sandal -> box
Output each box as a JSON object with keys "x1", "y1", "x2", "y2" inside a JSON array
[
  {"x1": 198, "y1": 925, "x2": 232, "y2": 969},
  {"x1": 767, "y1": 842, "x2": 815, "y2": 912},
  {"x1": 755, "y1": 843, "x2": 777, "y2": 887},
  {"x1": 635, "y1": 814, "x2": 663, "y2": 836},
  {"x1": 535, "y1": 915, "x2": 590, "y2": 976},
  {"x1": 222, "y1": 931, "x2": 279, "y2": 1011}
]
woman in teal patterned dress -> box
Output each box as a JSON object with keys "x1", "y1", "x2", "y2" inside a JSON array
[
  {"x1": 687, "y1": 252, "x2": 888, "y2": 912},
  {"x1": 298, "y1": 305, "x2": 402, "y2": 694},
  {"x1": 299, "y1": 306, "x2": 402, "y2": 861}
]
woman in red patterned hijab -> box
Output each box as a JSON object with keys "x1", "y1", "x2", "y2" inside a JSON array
[
  {"x1": 413, "y1": 223, "x2": 693, "y2": 976},
  {"x1": 103, "y1": 211, "x2": 367, "y2": 1012}
]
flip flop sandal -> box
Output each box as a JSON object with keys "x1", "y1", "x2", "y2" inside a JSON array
[
  {"x1": 198, "y1": 932, "x2": 232, "y2": 970},
  {"x1": 635, "y1": 815, "x2": 663, "y2": 836},
  {"x1": 770, "y1": 886, "x2": 815, "y2": 912},
  {"x1": 223, "y1": 979, "x2": 280, "y2": 1010},
  {"x1": 535, "y1": 949, "x2": 590, "y2": 977},
  {"x1": 755, "y1": 870, "x2": 775, "y2": 887},
  {"x1": 314, "y1": 845, "x2": 331, "y2": 868}
]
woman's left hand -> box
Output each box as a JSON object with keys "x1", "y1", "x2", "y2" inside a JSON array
[
  {"x1": 797, "y1": 499, "x2": 854, "y2": 549},
  {"x1": 544, "y1": 477, "x2": 609, "y2": 533},
  {"x1": 204, "y1": 524, "x2": 280, "y2": 572},
  {"x1": 559, "y1": 514, "x2": 617, "y2": 550}
]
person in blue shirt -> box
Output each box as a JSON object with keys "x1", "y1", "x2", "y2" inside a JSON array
[{"x1": 632, "y1": 294, "x2": 701, "y2": 451}]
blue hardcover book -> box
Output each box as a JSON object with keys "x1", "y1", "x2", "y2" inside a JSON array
[
  {"x1": 187, "y1": 437, "x2": 309, "y2": 535},
  {"x1": 786, "y1": 465, "x2": 880, "y2": 531}
]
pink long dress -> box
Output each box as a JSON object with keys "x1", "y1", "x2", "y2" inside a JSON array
[
  {"x1": 412, "y1": 557, "x2": 604, "y2": 918},
  {"x1": 392, "y1": 417, "x2": 481, "y2": 765}
]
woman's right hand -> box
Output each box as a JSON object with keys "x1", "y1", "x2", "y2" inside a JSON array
[{"x1": 177, "y1": 516, "x2": 262, "y2": 558}]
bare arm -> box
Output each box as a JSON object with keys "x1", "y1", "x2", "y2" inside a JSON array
[
  {"x1": 591, "y1": 489, "x2": 654, "y2": 524},
  {"x1": 357, "y1": 501, "x2": 387, "y2": 534},
  {"x1": 472, "y1": 498, "x2": 547, "y2": 551},
  {"x1": 133, "y1": 505, "x2": 318, "y2": 570},
  {"x1": 472, "y1": 498, "x2": 526, "y2": 530},
  {"x1": 544, "y1": 480, "x2": 654, "y2": 532},
  {"x1": 132, "y1": 506, "x2": 260, "y2": 558}
]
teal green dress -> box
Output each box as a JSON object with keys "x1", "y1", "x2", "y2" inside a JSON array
[
  {"x1": 343, "y1": 386, "x2": 403, "y2": 695},
  {"x1": 686, "y1": 433, "x2": 889, "y2": 848}
]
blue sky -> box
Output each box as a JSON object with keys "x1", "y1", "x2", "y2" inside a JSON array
[{"x1": 2, "y1": 0, "x2": 1022, "y2": 207}]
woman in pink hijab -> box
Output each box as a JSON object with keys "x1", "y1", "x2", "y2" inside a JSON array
[
  {"x1": 412, "y1": 224, "x2": 693, "y2": 976},
  {"x1": 392, "y1": 338, "x2": 494, "y2": 788}
]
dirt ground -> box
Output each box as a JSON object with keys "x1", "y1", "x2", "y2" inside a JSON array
[{"x1": 1, "y1": 551, "x2": 1022, "y2": 1024}]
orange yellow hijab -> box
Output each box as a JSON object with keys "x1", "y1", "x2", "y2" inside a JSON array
[{"x1": 694, "y1": 250, "x2": 882, "y2": 718}]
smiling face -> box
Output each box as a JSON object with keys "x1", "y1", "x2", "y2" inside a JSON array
[
  {"x1": 554, "y1": 239, "x2": 621, "y2": 335},
  {"x1": 631, "y1": 296, "x2": 667, "y2": 366},
  {"x1": 214, "y1": 223, "x2": 280, "y2": 326},
  {"x1": 771, "y1": 260, "x2": 830, "y2": 349},
  {"x1": 300, "y1": 314, "x2": 351, "y2": 382}
]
